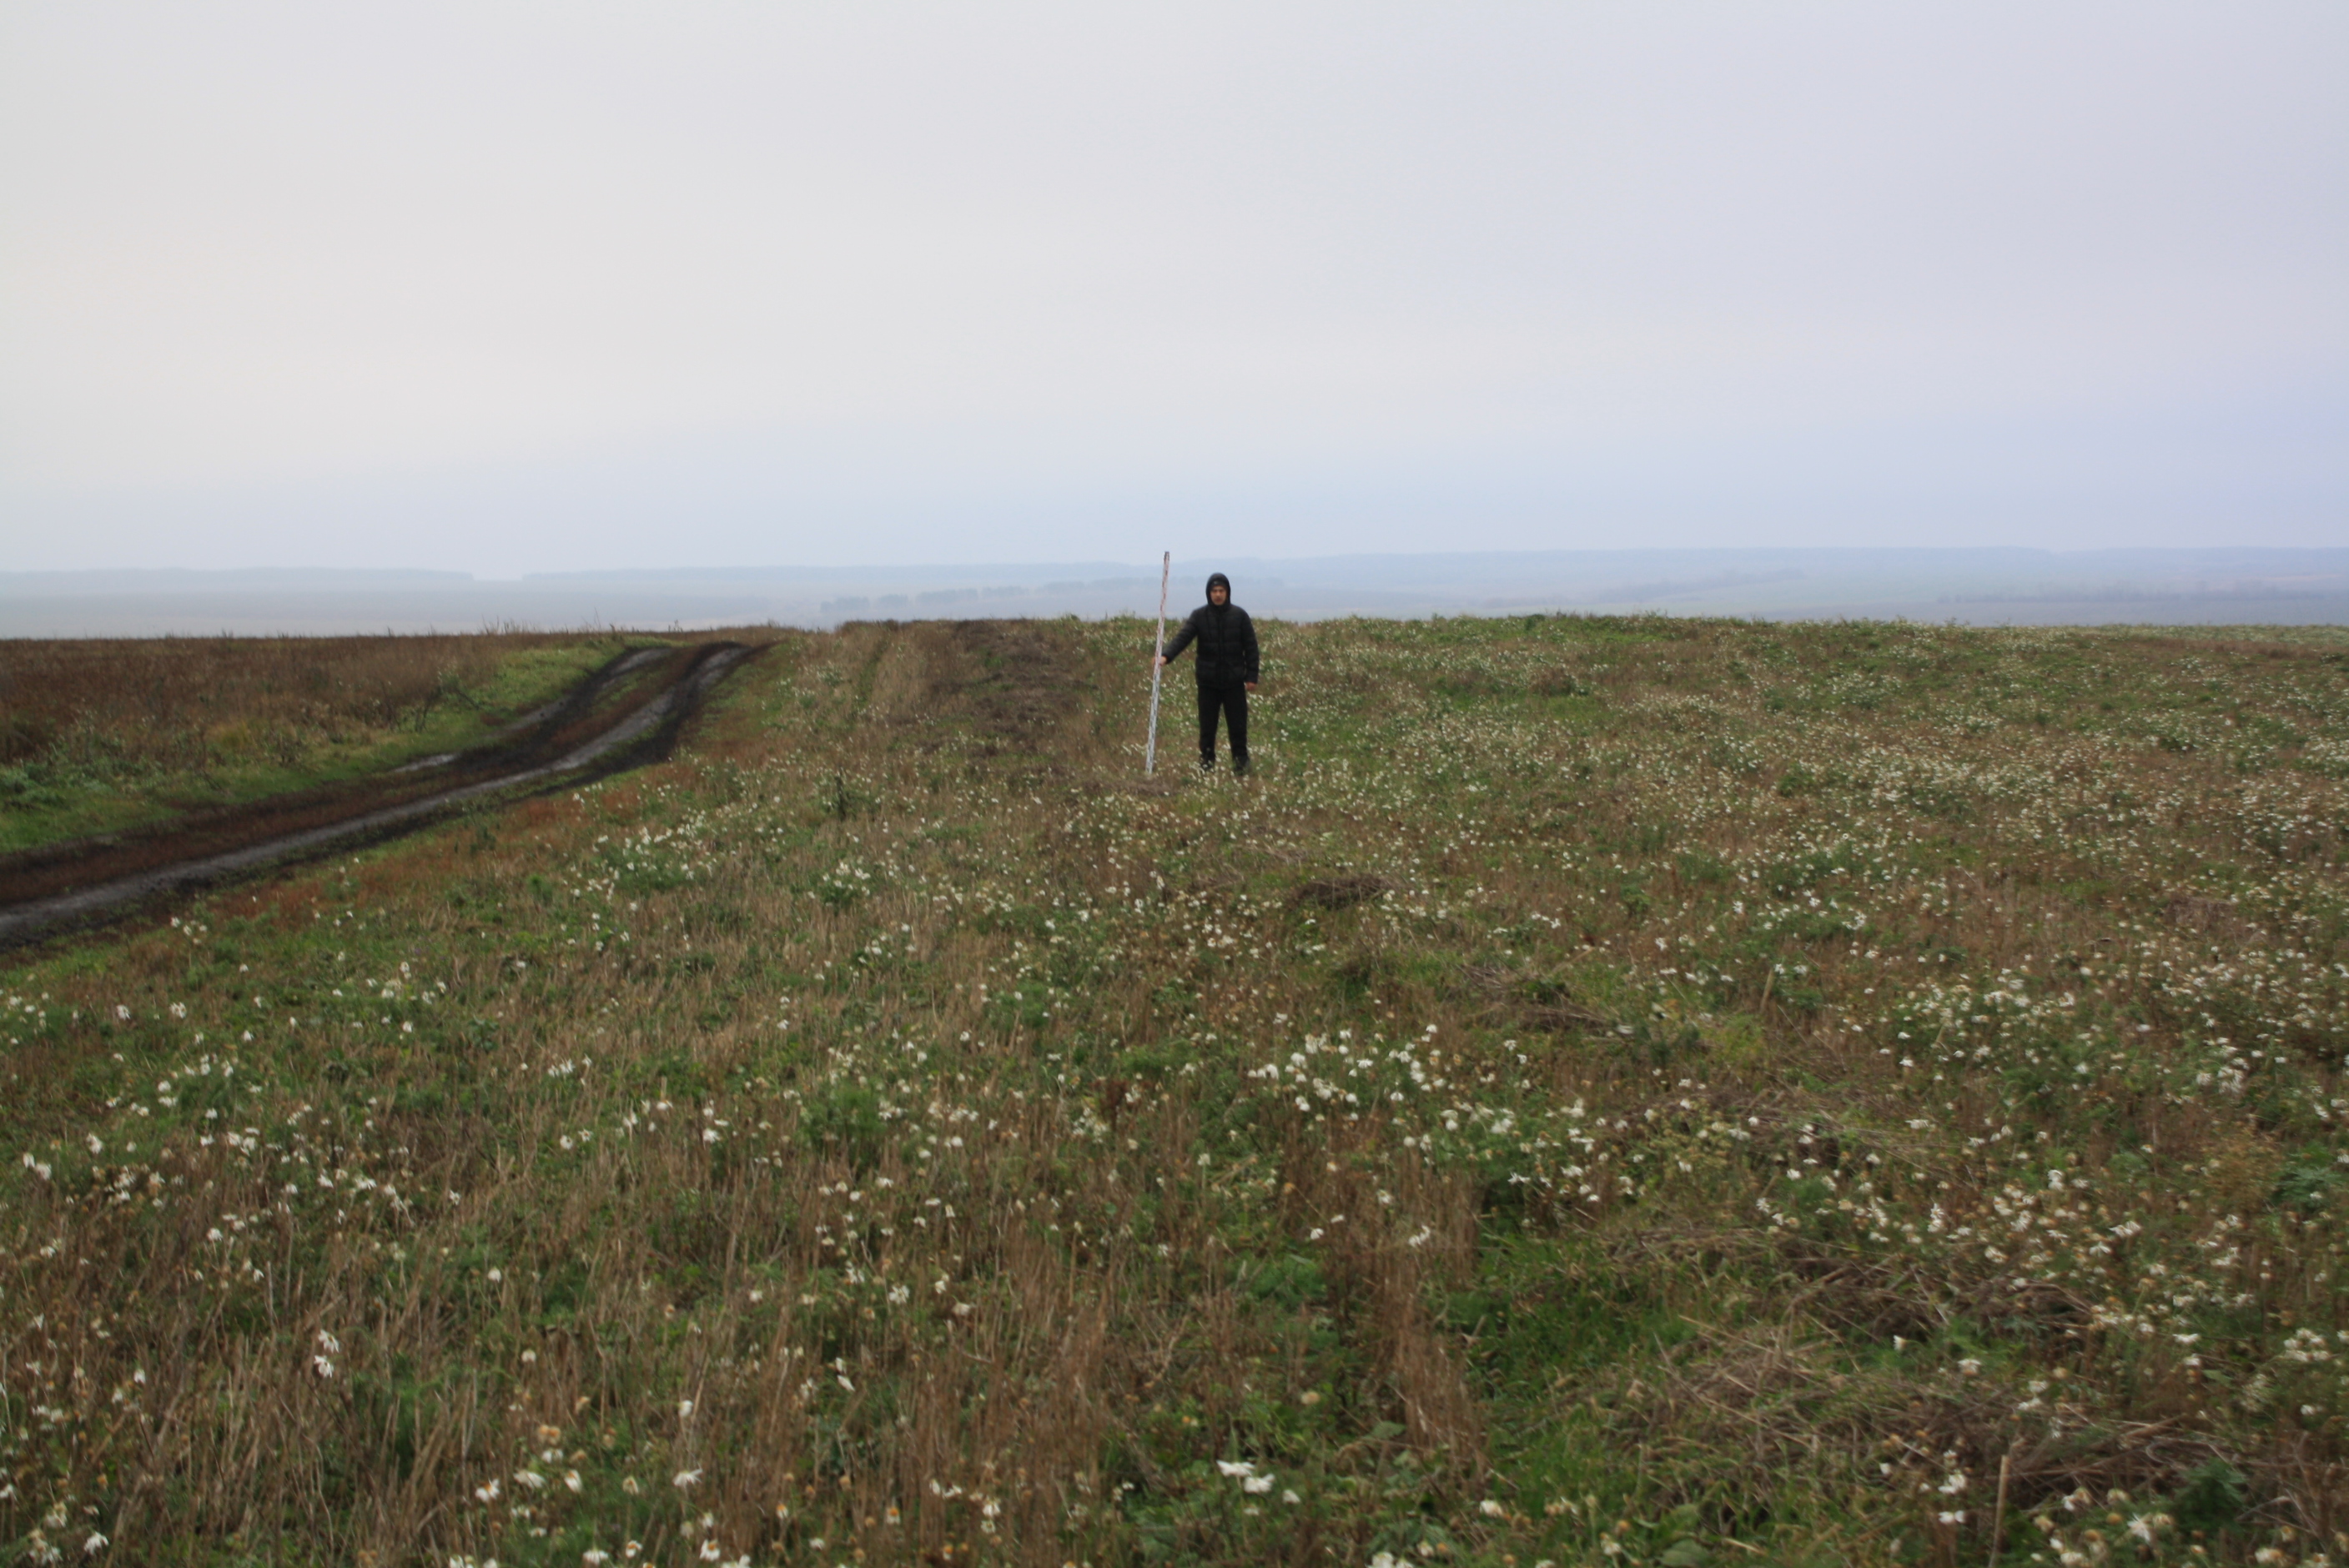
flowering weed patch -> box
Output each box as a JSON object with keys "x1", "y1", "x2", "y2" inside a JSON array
[{"x1": 2, "y1": 614, "x2": 2346, "y2": 1565}]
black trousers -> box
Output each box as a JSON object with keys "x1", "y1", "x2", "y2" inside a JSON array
[{"x1": 1197, "y1": 682, "x2": 1249, "y2": 770}]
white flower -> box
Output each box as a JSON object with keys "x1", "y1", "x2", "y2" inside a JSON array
[
  {"x1": 1216, "y1": 1460, "x2": 1256, "y2": 1478},
  {"x1": 1480, "y1": 1499, "x2": 1506, "y2": 1517},
  {"x1": 82, "y1": 1535, "x2": 108, "y2": 1556},
  {"x1": 1244, "y1": 1474, "x2": 1274, "y2": 1494},
  {"x1": 673, "y1": 1470, "x2": 702, "y2": 1490},
  {"x1": 582, "y1": 1552, "x2": 611, "y2": 1566},
  {"x1": 513, "y1": 1470, "x2": 546, "y2": 1490},
  {"x1": 1283, "y1": 1489, "x2": 1300, "y2": 1504}
]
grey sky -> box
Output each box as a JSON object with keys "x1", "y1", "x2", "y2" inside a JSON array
[{"x1": 3, "y1": 3, "x2": 2341, "y2": 575}]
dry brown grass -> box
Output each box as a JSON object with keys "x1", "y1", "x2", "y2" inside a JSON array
[
  {"x1": 0, "y1": 633, "x2": 594, "y2": 769},
  {"x1": 0, "y1": 620, "x2": 1497, "y2": 1564},
  {"x1": 3, "y1": 614, "x2": 2345, "y2": 1563}
]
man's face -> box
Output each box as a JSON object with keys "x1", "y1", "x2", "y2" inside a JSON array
[{"x1": 1210, "y1": 583, "x2": 1228, "y2": 606}]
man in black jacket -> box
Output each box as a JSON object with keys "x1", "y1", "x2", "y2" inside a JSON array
[{"x1": 1157, "y1": 571, "x2": 1260, "y2": 774}]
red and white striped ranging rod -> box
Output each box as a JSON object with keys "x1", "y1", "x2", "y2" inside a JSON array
[{"x1": 1144, "y1": 551, "x2": 1170, "y2": 776}]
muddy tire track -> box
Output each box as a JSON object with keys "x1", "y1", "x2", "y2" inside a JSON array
[{"x1": 0, "y1": 642, "x2": 756, "y2": 949}]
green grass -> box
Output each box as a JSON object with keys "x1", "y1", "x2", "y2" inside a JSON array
[
  {"x1": 0, "y1": 640, "x2": 640, "y2": 855},
  {"x1": 2, "y1": 613, "x2": 2346, "y2": 1565}
]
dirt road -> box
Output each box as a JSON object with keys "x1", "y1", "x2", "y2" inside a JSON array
[{"x1": 0, "y1": 641, "x2": 755, "y2": 947}]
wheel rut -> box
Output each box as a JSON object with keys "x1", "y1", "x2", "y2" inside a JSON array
[{"x1": 0, "y1": 641, "x2": 757, "y2": 949}]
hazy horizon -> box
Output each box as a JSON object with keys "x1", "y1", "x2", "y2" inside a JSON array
[
  {"x1": 4, "y1": 5, "x2": 2343, "y2": 575},
  {"x1": 8, "y1": 545, "x2": 2346, "y2": 637}
]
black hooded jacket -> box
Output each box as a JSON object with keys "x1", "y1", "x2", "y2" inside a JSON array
[{"x1": 1160, "y1": 573, "x2": 1260, "y2": 686}]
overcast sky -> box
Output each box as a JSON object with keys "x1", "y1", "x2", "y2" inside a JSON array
[{"x1": 2, "y1": 3, "x2": 2341, "y2": 575}]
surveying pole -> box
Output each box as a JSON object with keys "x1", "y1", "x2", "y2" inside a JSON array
[{"x1": 1144, "y1": 552, "x2": 1170, "y2": 776}]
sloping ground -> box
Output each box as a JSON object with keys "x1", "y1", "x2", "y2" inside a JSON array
[
  {"x1": 0, "y1": 641, "x2": 755, "y2": 947},
  {"x1": 0, "y1": 616, "x2": 2343, "y2": 1565},
  {"x1": 0, "y1": 631, "x2": 625, "y2": 857}
]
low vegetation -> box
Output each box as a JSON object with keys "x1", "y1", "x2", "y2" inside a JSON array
[
  {"x1": 0, "y1": 634, "x2": 622, "y2": 853},
  {"x1": 3, "y1": 613, "x2": 2346, "y2": 1565}
]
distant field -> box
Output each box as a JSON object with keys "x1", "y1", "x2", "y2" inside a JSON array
[
  {"x1": 7, "y1": 549, "x2": 2345, "y2": 636},
  {"x1": 2, "y1": 615, "x2": 2345, "y2": 1565}
]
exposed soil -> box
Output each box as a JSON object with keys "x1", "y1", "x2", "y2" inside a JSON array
[
  {"x1": 915, "y1": 619, "x2": 1089, "y2": 746},
  {"x1": 0, "y1": 641, "x2": 755, "y2": 947},
  {"x1": 1293, "y1": 873, "x2": 1391, "y2": 910}
]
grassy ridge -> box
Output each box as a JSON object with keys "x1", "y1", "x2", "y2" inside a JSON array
[
  {"x1": 0, "y1": 635, "x2": 641, "y2": 854},
  {"x1": 2, "y1": 614, "x2": 2346, "y2": 1566}
]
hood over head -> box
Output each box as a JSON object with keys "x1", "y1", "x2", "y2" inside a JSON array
[{"x1": 1205, "y1": 571, "x2": 1232, "y2": 602}]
